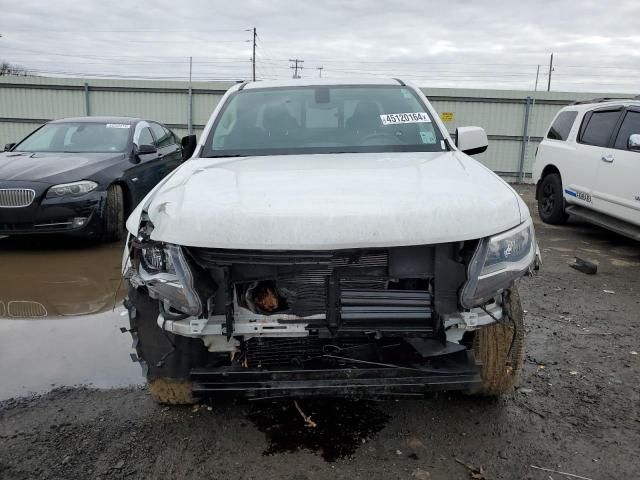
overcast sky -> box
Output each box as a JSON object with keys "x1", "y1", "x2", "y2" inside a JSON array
[{"x1": 1, "y1": 0, "x2": 639, "y2": 93}]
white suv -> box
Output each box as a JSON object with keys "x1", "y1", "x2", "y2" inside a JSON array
[{"x1": 533, "y1": 98, "x2": 640, "y2": 240}]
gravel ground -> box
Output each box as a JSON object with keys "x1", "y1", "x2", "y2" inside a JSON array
[{"x1": 1, "y1": 185, "x2": 639, "y2": 480}]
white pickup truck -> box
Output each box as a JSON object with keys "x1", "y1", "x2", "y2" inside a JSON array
[
  {"x1": 533, "y1": 98, "x2": 640, "y2": 240},
  {"x1": 122, "y1": 79, "x2": 538, "y2": 404}
]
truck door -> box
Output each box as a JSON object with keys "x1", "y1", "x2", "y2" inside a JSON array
[
  {"x1": 571, "y1": 107, "x2": 623, "y2": 210},
  {"x1": 592, "y1": 107, "x2": 640, "y2": 226}
]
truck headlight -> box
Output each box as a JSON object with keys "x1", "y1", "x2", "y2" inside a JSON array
[
  {"x1": 46, "y1": 180, "x2": 98, "y2": 198},
  {"x1": 461, "y1": 218, "x2": 536, "y2": 308},
  {"x1": 138, "y1": 243, "x2": 202, "y2": 317}
]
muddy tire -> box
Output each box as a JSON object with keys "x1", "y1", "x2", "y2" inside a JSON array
[
  {"x1": 472, "y1": 287, "x2": 525, "y2": 396},
  {"x1": 103, "y1": 184, "x2": 125, "y2": 241},
  {"x1": 538, "y1": 173, "x2": 569, "y2": 225},
  {"x1": 126, "y1": 285, "x2": 207, "y2": 405}
]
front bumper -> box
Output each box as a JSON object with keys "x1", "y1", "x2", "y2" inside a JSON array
[
  {"x1": 0, "y1": 183, "x2": 106, "y2": 236},
  {"x1": 192, "y1": 359, "x2": 481, "y2": 399}
]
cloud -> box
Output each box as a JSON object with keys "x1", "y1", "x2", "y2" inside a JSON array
[{"x1": 0, "y1": 0, "x2": 638, "y2": 93}]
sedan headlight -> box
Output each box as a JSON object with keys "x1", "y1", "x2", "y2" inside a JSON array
[
  {"x1": 461, "y1": 218, "x2": 536, "y2": 308},
  {"x1": 138, "y1": 243, "x2": 202, "y2": 317},
  {"x1": 46, "y1": 180, "x2": 98, "y2": 198}
]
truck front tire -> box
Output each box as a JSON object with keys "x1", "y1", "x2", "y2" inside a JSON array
[
  {"x1": 538, "y1": 173, "x2": 569, "y2": 225},
  {"x1": 126, "y1": 285, "x2": 207, "y2": 405},
  {"x1": 472, "y1": 287, "x2": 525, "y2": 396}
]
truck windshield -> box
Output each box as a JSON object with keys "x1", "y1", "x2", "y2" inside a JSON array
[
  {"x1": 203, "y1": 85, "x2": 445, "y2": 157},
  {"x1": 14, "y1": 122, "x2": 132, "y2": 153}
]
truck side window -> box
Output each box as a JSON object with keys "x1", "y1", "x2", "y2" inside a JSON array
[
  {"x1": 547, "y1": 111, "x2": 577, "y2": 141},
  {"x1": 614, "y1": 111, "x2": 640, "y2": 151},
  {"x1": 579, "y1": 110, "x2": 621, "y2": 147}
]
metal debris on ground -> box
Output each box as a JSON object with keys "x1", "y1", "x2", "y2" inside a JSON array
[
  {"x1": 455, "y1": 458, "x2": 489, "y2": 479},
  {"x1": 570, "y1": 257, "x2": 598, "y2": 275},
  {"x1": 603, "y1": 290, "x2": 615, "y2": 294},
  {"x1": 293, "y1": 400, "x2": 317, "y2": 428},
  {"x1": 530, "y1": 465, "x2": 593, "y2": 480}
]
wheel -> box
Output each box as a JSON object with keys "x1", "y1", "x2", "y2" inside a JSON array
[
  {"x1": 125, "y1": 285, "x2": 207, "y2": 405},
  {"x1": 103, "y1": 184, "x2": 125, "y2": 241},
  {"x1": 471, "y1": 287, "x2": 525, "y2": 396},
  {"x1": 538, "y1": 173, "x2": 569, "y2": 225}
]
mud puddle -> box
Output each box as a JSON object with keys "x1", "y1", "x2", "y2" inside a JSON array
[
  {"x1": 247, "y1": 398, "x2": 390, "y2": 461},
  {"x1": 0, "y1": 236, "x2": 138, "y2": 400}
]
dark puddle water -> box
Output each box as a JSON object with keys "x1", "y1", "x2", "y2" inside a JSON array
[
  {"x1": 0, "y1": 236, "x2": 140, "y2": 400},
  {"x1": 247, "y1": 398, "x2": 390, "y2": 462}
]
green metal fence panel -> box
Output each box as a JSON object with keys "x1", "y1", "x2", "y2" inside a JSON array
[{"x1": 1, "y1": 76, "x2": 635, "y2": 180}]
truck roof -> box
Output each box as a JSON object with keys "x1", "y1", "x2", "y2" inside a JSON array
[{"x1": 242, "y1": 78, "x2": 406, "y2": 90}]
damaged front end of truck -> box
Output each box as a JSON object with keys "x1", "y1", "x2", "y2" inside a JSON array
[{"x1": 124, "y1": 216, "x2": 536, "y2": 402}]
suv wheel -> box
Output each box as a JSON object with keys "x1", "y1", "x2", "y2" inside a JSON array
[
  {"x1": 471, "y1": 287, "x2": 525, "y2": 396},
  {"x1": 538, "y1": 173, "x2": 569, "y2": 224},
  {"x1": 125, "y1": 285, "x2": 208, "y2": 405}
]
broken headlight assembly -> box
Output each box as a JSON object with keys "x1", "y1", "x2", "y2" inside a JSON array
[
  {"x1": 461, "y1": 217, "x2": 536, "y2": 308},
  {"x1": 137, "y1": 243, "x2": 203, "y2": 317}
]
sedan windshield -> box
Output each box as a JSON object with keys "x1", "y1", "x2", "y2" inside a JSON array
[
  {"x1": 14, "y1": 122, "x2": 132, "y2": 153},
  {"x1": 203, "y1": 85, "x2": 445, "y2": 157}
]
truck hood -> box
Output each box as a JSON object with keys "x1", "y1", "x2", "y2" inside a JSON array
[{"x1": 127, "y1": 151, "x2": 526, "y2": 249}]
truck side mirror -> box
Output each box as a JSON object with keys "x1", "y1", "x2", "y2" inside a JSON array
[
  {"x1": 628, "y1": 134, "x2": 640, "y2": 152},
  {"x1": 181, "y1": 135, "x2": 197, "y2": 161},
  {"x1": 455, "y1": 127, "x2": 488, "y2": 156}
]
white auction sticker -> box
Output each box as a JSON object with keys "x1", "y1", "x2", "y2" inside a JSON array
[
  {"x1": 380, "y1": 112, "x2": 431, "y2": 125},
  {"x1": 106, "y1": 123, "x2": 131, "y2": 129}
]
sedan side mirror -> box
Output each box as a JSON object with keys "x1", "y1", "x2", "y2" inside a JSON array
[
  {"x1": 136, "y1": 144, "x2": 157, "y2": 155},
  {"x1": 181, "y1": 135, "x2": 197, "y2": 161},
  {"x1": 4, "y1": 143, "x2": 16, "y2": 152},
  {"x1": 628, "y1": 134, "x2": 640, "y2": 152},
  {"x1": 455, "y1": 126, "x2": 488, "y2": 155}
]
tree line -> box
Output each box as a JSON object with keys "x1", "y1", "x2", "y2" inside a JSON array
[{"x1": 0, "y1": 61, "x2": 32, "y2": 76}]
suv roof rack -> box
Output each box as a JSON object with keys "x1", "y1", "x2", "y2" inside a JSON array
[{"x1": 571, "y1": 96, "x2": 640, "y2": 105}]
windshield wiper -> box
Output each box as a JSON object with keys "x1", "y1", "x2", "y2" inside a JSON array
[{"x1": 204, "y1": 154, "x2": 248, "y2": 158}]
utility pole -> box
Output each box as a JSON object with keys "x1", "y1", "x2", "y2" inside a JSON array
[
  {"x1": 316, "y1": 66, "x2": 323, "y2": 78},
  {"x1": 187, "y1": 56, "x2": 193, "y2": 135},
  {"x1": 246, "y1": 27, "x2": 257, "y2": 81},
  {"x1": 289, "y1": 59, "x2": 304, "y2": 79},
  {"x1": 252, "y1": 27, "x2": 256, "y2": 81},
  {"x1": 547, "y1": 53, "x2": 553, "y2": 92}
]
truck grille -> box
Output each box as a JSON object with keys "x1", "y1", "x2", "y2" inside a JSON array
[{"x1": 0, "y1": 189, "x2": 36, "y2": 208}]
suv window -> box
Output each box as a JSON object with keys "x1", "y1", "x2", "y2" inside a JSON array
[
  {"x1": 614, "y1": 110, "x2": 640, "y2": 150},
  {"x1": 150, "y1": 123, "x2": 174, "y2": 148},
  {"x1": 547, "y1": 111, "x2": 577, "y2": 141},
  {"x1": 579, "y1": 110, "x2": 622, "y2": 147}
]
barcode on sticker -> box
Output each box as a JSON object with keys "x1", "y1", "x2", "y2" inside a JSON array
[
  {"x1": 380, "y1": 112, "x2": 431, "y2": 125},
  {"x1": 106, "y1": 123, "x2": 131, "y2": 129}
]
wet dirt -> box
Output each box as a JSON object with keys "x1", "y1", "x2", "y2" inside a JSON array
[{"x1": 1, "y1": 185, "x2": 639, "y2": 479}]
